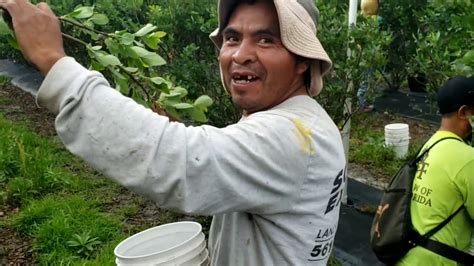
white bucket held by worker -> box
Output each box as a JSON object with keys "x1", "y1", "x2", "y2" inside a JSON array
[{"x1": 114, "y1": 221, "x2": 209, "y2": 265}]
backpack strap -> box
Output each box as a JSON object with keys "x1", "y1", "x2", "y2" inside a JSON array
[
  {"x1": 410, "y1": 137, "x2": 474, "y2": 264},
  {"x1": 422, "y1": 237, "x2": 474, "y2": 264},
  {"x1": 421, "y1": 204, "x2": 464, "y2": 241},
  {"x1": 412, "y1": 137, "x2": 461, "y2": 164}
]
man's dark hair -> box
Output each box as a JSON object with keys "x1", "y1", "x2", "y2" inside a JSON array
[
  {"x1": 296, "y1": 56, "x2": 312, "y2": 91},
  {"x1": 225, "y1": 0, "x2": 312, "y2": 91},
  {"x1": 224, "y1": 0, "x2": 258, "y2": 28}
]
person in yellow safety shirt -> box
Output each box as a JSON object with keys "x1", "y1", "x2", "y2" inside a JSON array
[{"x1": 398, "y1": 77, "x2": 474, "y2": 265}]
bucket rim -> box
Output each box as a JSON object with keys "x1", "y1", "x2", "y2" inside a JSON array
[
  {"x1": 114, "y1": 221, "x2": 202, "y2": 260},
  {"x1": 384, "y1": 123, "x2": 409, "y2": 131}
]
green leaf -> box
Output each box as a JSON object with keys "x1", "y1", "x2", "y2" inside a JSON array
[
  {"x1": 150, "y1": 77, "x2": 167, "y2": 85},
  {"x1": 194, "y1": 95, "x2": 213, "y2": 109},
  {"x1": 84, "y1": 20, "x2": 95, "y2": 30},
  {"x1": 172, "y1": 87, "x2": 188, "y2": 97},
  {"x1": 160, "y1": 97, "x2": 181, "y2": 106},
  {"x1": 130, "y1": 46, "x2": 166, "y2": 66},
  {"x1": 161, "y1": 92, "x2": 182, "y2": 98},
  {"x1": 461, "y1": 50, "x2": 474, "y2": 63},
  {"x1": 155, "y1": 31, "x2": 167, "y2": 38},
  {"x1": 7, "y1": 35, "x2": 19, "y2": 50},
  {"x1": 90, "y1": 13, "x2": 109, "y2": 25},
  {"x1": 130, "y1": 46, "x2": 152, "y2": 57},
  {"x1": 149, "y1": 78, "x2": 171, "y2": 93},
  {"x1": 71, "y1": 6, "x2": 94, "y2": 19},
  {"x1": 164, "y1": 107, "x2": 181, "y2": 121},
  {"x1": 90, "y1": 32, "x2": 99, "y2": 41},
  {"x1": 173, "y1": 103, "x2": 194, "y2": 110},
  {"x1": 143, "y1": 36, "x2": 160, "y2": 50},
  {"x1": 0, "y1": 17, "x2": 11, "y2": 36},
  {"x1": 116, "y1": 78, "x2": 129, "y2": 94},
  {"x1": 64, "y1": 9, "x2": 80, "y2": 18},
  {"x1": 188, "y1": 108, "x2": 208, "y2": 123},
  {"x1": 93, "y1": 52, "x2": 122, "y2": 67},
  {"x1": 124, "y1": 67, "x2": 139, "y2": 73},
  {"x1": 105, "y1": 39, "x2": 120, "y2": 55},
  {"x1": 111, "y1": 69, "x2": 129, "y2": 93},
  {"x1": 110, "y1": 68, "x2": 127, "y2": 81},
  {"x1": 119, "y1": 33, "x2": 135, "y2": 46},
  {"x1": 124, "y1": 47, "x2": 140, "y2": 59},
  {"x1": 90, "y1": 60, "x2": 105, "y2": 71},
  {"x1": 134, "y1": 24, "x2": 157, "y2": 37},
  {"x1": 90, "y1": 45, "x2": 102, "y2": 51},
  {"x1": 142, "y1": 32, "x2": 166, "y2": 49}
]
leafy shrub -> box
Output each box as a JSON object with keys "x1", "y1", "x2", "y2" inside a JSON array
[
  {"x1": 146, "y1": 0, "x2": 239, "y2": 126},
  {"x1": 408, "y1": 0, "x2": 473, "y2": 95},
  {"x1": 2, "y1": 1, "x2": 472, "y2": 126},
  {"x1": 379, "y1": 0, "x2": 428, "y2": 91},
  {"x1": 318, "y1": 2, "x2": 391, "y2": 125}
]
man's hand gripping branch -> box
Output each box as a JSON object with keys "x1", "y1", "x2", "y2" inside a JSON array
[{"x1": 0, "y1": 0, "x2": 65, "y2": 75}]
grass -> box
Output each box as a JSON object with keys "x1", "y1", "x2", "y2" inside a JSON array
[
  {"x1": 0, "y1": 75, "x2": 11, "y2": 86},
  {"x1": 0, "y1": 106, "x2": 202, "y2": 264},
  {"x1": 9, "y1": 196, "x2": 122, "y2": 264},
  {"x1": 349, "y1": 111, "x2": 433, "y2": 179}
]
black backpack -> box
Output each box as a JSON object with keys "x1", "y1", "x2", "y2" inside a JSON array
[{"x1": 370, "y1": 137, "x2": 474, "y2": 265}]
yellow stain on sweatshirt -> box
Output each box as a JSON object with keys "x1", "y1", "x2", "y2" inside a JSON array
[{"x1": 293, "y1": 119, "x2": 315, "y2": 156}]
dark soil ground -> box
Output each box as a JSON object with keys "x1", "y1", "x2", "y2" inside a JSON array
[{"x1": 0, "y1": 86, "x2": 41, "y2": 265}]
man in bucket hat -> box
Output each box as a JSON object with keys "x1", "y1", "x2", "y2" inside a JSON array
[
  {"x1": 1, "y1": 0, "x2": 345, "y2": 264},
  {"x1": 398, "y1": 76, "x2": 474, "y2": 265}
]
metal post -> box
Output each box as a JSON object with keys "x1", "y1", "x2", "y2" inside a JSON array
[{"x1": 341, "y1": 0, "x2": 358, "y2": 205}]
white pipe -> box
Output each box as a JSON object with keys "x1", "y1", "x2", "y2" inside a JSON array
[
  {"x1": 348, "y1": 0, "x2": 358, "y2": 27},
  {"x1": 341, "y1": 0, "x2": 358, "y2": 205}
]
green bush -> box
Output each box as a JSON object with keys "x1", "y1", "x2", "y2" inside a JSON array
[
  {"x1": 2, "y1": 1, "x2": 470, "y2": 126},
  {"x1": 408, "y1": 0, "x2": 473, "y2": 96},
  {"x1": 145, "y1": 0, "x2": 239, "y2": 126},
  {"x1": 379, "y1": 0, "x2": 428, "y2": 91},
  {"x1": 318, "y1": 2, "x2": 391, "y2": 125}
]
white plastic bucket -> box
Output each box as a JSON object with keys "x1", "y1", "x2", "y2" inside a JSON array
[
  {"x1": 385, "y1": 123, "x2": 410, "y2": 158},
  {"x1": 385, "y1": 138, "x2": 410, "y2": 146},
  {"x1": 391, "y1": 143, "x2": 410, "y2": 159},
  {"x1": 180, "y1": 248, "x2": 209, "y2": 265},
  {"x1": 384, "y1": 123, "x2": 409, "y2": 133},
  {"x1": 385, "y1": 131, "x2": 410, "y2": 139},
  {"x1": 114, "y1": 221, "x2": 208, "y2": 265}
]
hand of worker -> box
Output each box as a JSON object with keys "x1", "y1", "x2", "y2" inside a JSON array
[{"x1": 0, "y1": 0, "x2": 66, "y2": 75}]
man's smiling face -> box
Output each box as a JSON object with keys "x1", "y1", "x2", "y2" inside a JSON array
[{"x1": 219, "y1": 0, "x2": 309, "y2": 115}]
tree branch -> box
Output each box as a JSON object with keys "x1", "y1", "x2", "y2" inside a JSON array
[
  {"x1": 116, "y1": 65, "x2": 151, "y2": 102},
  {"x1": 59, "y1": 17, "x2": 112, "y2": 38}
]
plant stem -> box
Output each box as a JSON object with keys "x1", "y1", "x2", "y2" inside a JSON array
[
  {"x1": 117, "y1": 65, "x2": 151, "y2": 102},
  {"x1": 62, "y1": 32, "x2": 151, "y2": 103},
  {"x1": 61, "y1": 33, "x2": 89, "y2": 47},
  {"x1": 59, "y1": 17, "x2": 112, "y2": 38}
]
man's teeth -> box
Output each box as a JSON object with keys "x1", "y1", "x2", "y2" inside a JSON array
[{"x1": 234, "y1": 75, "x2": 257, "y2": 83}]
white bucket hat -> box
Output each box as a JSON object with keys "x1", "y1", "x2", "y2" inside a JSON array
[{"x1": 210, "y1": 0, "x2": 332, "y2": 96}]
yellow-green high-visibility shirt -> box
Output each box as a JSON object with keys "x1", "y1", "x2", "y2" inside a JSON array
[{"x1": 398, "y1": 131, "x2": 474, "y2": 265}]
